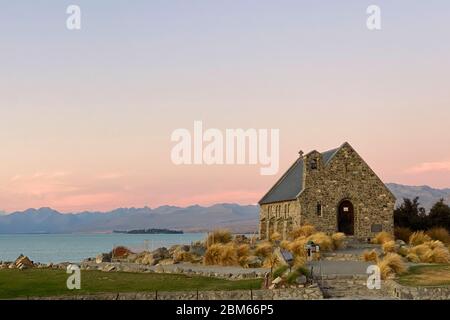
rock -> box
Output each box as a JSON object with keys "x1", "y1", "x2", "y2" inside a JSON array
[
  {"x1": 154, "y1": 265, "x2": 164, "y2": 273},
  {"x1": 246, "y1": 256, "x2": 262, "y2": 268},
  {"x1": 296, "y1": 275, "x2": 307, "y2": 285},
  {"x1": 126, "y1": 253, "x2": 138, "y2": 263},
  {"x1": 189, "y1": 243, "x2": 206, "y2": 256},
  {"x1": 14, "y1": 255, "x2": 34, "y2": 268},
  {"x1": 269, "y1": 284, "x2": 276, "y2": 290},
  {"x1": 396, "y1": 240, "x2": 406, "y2": 246},
  {"x1": 272, "y1": 277, "x2": 282, "y2": 285},
  {"x1": 18, "y1": 263, "x2": 28, "y2": 270},
  {"x1": 96, "y1": 253, "x2": 111, "y2": 264},
  {"x1": 151, "y1": 247, "x2": 170, "y2": 260},
  {"x1": 8, "y1": 263, "x2": 15, "y2": 269},
  {"x1": 103, "y1": 264, "x2": 116, "y2": 272},
  {"x1": 158, "y1": 258, "x2": 175, "y2": 266}
]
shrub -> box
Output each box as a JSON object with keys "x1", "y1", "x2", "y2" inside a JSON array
[
  {"x1": 290, "y1": 225, "x2": 316, "y2": 239},
  {"x1": 426, "y1": 247, "x2": 450, "y2": 263},
  {"x1": 394, "y1": 227, "x2": 412, "y2": 242},
  {"x1": 286, "y1": 271, "x2": 300, "y2": 284},
  {"x1": 203, "y1": 243, "x2": 238, "y2": 266},
  {"x1": 262, "y1": 253, "x2": 280, "y2": 269},
  {"x1": 426, "y1": 227, "x2": 450, "y2": 244},
  {"x1": 307, "y1": 232, "x2": 333, "y2": 251},
  {"x1": 372, "y1": 232, "x2": 393, "y2": 245},
  {"x1": 174, "y1": 251, "x2": 194, "y2": 263},
  {"x1": 296, "y1": 265, "x2": 310, "y2": 277},
  {"x1": 280, "y1": 240, "x2": 291, "y2": 250},
  {"x1": 407, "y1": 240, "x2": 450, "y2": 263},
  {"x1": 111, "y1": 246, "x2": 133, "y2": 258},
  {"x1": 270, "y1": 231, "x2": 282, "y2": 242},
  {"x1": 236, "y1": 244, "x2": 250, "y2": 258},
  {"x1": 398, "y1": 246, "x2": 409, "y2": 257},
  {"x1": 409, "y1": 231, "x2": 431, "y2": 246},
  {"x1": 377, "y1": 253, "x2": 406, "y2": 279},
  {"x1": 206, "y1": 229, "x2": 232, "y2": 246},
  {"x1": 293, "y1": 254, "x2": 306, "y2": 268},
  {"x1": 273, "y1": 265, "x2": 289, "y2": 279},
  {"x1": 255, "y1": 241, "x2": 273, "y2": 258},
  {"x1": 331, "y1": 232, "x2": 346, "y2": 250},
  {"x1": 362, "y1": 250, "x2": 378, "y2": 262},
  {"x1": 382, "y1": 240, "x2": 397, "y2": 254},
  {"x1": 406, "y1": 253, "x2": 420, "y2": 263},
  {"x1": 287, "y1": 237, "x2": 307, "y2": 257}
]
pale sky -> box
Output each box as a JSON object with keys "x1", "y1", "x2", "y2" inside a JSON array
[{"x1": 1, "y1": 1, "x2": 449, "y2": 212}]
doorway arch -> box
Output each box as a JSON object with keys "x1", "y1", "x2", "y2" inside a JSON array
[{"x1": 338, "y1": 200, "x2": 354, "y2": 235}]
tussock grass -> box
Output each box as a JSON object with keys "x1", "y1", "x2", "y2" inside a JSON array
[
  {"x1": 236, "y1": 244, "x2": 250, "y2": 267},
  {"x1": 371, "y1": 231, "x2": 393, "y2": 245},
  {"x1": 280, "y1": 240, "x2": 291, "y2": 250},
  {"x1": 270, "y1": 232, "x2": 282, "y2": 242},
  {"x1": 290, "y1": 225, "x2": 316, "y2": 239},
  {"x1": 307, "y1": 232, "x2": 334, "y2": 251},
  {"x1": 203, "y1": 243, "x2": 238, "y2": 266},
  {"x1": 206, "y1": 229, "x2": 232, "y2": 246},
  {"x1": 426, "y1": 228, "x2": 450, "y2": 244},
  {"x1": 409, "y1": 231, "x2": 431, "y2": 246},
  {"x1": 254, "y1": 241, "x2": 273, "y2": 258},
  {"x1": 382, "y1": 240, "x2": 397, "y2": 254},
  {"x1": 173, "y1": 251, "x2": 194, "y2": 263},
  {"x1": 287, "y1": 237, "x2": 308, "y2": 257},
  {"x1": 362, "y1": 250, "x2": 378, "y2": 262},
  {"x1": 394, "y1": 227, "x2": 412, "y2": 242},
  {"x1": 407, "y1": 240, "x2": 450, "y2": 264},
  {"x1": 377, "y1": 253, "x2": 406, "y2": 280},
  {"x1": 331, "y1": 232, "x2": 346, "y2": 250},
  {"x1": 273, "y1": 265, "x2": 289, "y2": 279}
]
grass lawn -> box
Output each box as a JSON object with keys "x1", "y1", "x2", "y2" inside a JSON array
[
  {"x1": 0, "y1": 269, "x2": 262, "y2": 299},
  {"x1": 398, "y1": 264, "x2": 450, "y2": 287}
]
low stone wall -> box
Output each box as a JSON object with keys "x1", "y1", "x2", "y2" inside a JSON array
[
  {"x1": 23, "y1": 287, "x2": 323, "y2": 300},
  {"x1": 387, "y1": 281, "x2": 450, "y2": 300}
]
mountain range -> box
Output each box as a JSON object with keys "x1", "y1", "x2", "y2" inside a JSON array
[{"x1": 0, "y1": 183, "x2": 449, "y2": 234}]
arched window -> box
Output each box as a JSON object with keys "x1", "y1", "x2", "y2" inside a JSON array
[{"x1": 310, "y1": 159, "x2": 318, "y2": 170}]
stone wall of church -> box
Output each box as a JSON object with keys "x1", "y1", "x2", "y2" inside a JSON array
[
  {"x1": 259, "y1": 200, "x2": 299, "y2": 240},
  {"x1": 299, "y1": 143, "x2": 395, "y2": 238}
]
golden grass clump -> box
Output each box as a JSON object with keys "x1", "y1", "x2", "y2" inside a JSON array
[
  {"x1": 287, "y1": 237, "x2": 308, "y2": 257},
  {"x1": 408, "y1": 231, "x2": 431, "y2": 246},
  {"x1": 377, "y1": 253, "x2": 406, "y2": 280},
  {"x1": 371, "y1": 231, "x2": 394, "y2": 244},
  {"x1": 407, "y1": 240, "x2": 450, "y2": 264},
  {"x1": 382, "y1": 240, "x2": 397, "y2": 254},
  {"x1": 270, "y1": 232, "x2": 282, "y2": 242},
  {"x1": 426, "y1": 227, "x2": 450, "y2": 244},
  {"x1": 398, "y1": 246, "x2": 409, "y2": 257},
  {"x1": 331, "y1": 232, "x2": 346, "y2": 250},
  {"x1": 173, "y1": 251, "x2": 194, "y2": 263},
  {"x1": 290, "y1": 225, "x2": 316, "y2": 239},
  {"x1": 307, "y1": 232, "x2": 334, "y2": 251},
  {"x1": 280, "y1": 240, "x2": 291, "y2": 250},
  {"x1": 236, "y1": 244, "x2": 250, "y2": 266},
  {"x1": 206, "y1": 229, "x2": 232, "y2": 246},
  {"x1": 254, "y1": 241, "x2": 273, "y2": 258},
  {"x1": 394, "y1": 227, "x2": 412, "y2": 242},
  {"x1": 203, "y1": 243, "x2": 238, "y2": 266},
  {"x1": 362, "y1": 249, "x2": 378, "y2": 262}
]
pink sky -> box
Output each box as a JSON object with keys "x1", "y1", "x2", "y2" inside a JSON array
[{"x1": 1, "y1": 1, "x2": 449, "y2": 213}]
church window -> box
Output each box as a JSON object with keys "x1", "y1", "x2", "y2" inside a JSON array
[{"x1": 316, "y1": 203, "x2": 322, "y2": 216}]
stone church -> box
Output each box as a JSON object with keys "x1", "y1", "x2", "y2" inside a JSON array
[{"x1": 258, "y1": 142, "x2": 395, "y2": 240}]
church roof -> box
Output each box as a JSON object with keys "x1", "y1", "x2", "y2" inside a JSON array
[{"x1": 258, "y1": 146, "x2": 341, "y2": 205}]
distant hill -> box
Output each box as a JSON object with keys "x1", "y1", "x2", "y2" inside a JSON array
[
  {"x1": 0, "y1": 184, "x2": 449, "y2": 234},
  {"x1": 386, "y1": 183, "x2": 450, "y2": 211},
  {"x1": 0, "y1": 204, "x2": 259, "y2": 234}
]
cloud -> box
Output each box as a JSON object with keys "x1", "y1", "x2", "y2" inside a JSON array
[{"x1": 406, "y1": 161, "x2": 450, "y2": 173}]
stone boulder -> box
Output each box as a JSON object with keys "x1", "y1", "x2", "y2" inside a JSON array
[
  {"x1": 14, "y1": 255, "x2": 34, "y2": 268},
  {"x1": 96, "y1": 253, "x2": 112, "y2": 264},
  {"x1": 246, "y1": 256, "x2": 262, "y2": 268}
]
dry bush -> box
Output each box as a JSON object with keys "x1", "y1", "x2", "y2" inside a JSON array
[
  {"x1": 307, "y1": 232, "x2": 334, "y2": 251},
  {"x1": 203, "y1": 243, "x2": 239, "y2": 266},
  {"x1": 236, "y1": 244, "x2": 250, "y2": 258},
  {"x1": 426, "y1": 227, "x2": 450, "y2": 244},
  {"x1": 407, "y1": 240, "x2": 450, "y2": 264},
  {"x1": 371, "y1": 231, "x2": 394, "y2": 245},
  {"x1": 111, "y1": 246, "x2": 133, "y2": 258},
  {"x1": 270, "y1": 232, "x2": 282, "y2": 242},
  {"x1": 290, "y1": 225, "x2": 316, "y2": 239},
  {"x1": 382, "y1": 240, "x2": 397, "y2": 254},
  {"x1": 206, "y1": 229, "x2": 232, "y2": 246},
  {"x1": 280, "y1": 240, "x2": 291, "y2": 250},
  {"x1": 394, "y1": 227, "x2": 412, "y2": 242},
  {"x1": 331, "y1": 232, "x2": 346, "y2": 250},
  {"x1": 406, "y1": 253, "x2": 421, "y2": 263},
  {"x1": 398, "y1": 246, "x2": 409, "y2": 257},
  {"x1": 409, "y1": 231, "x2": 431, "y2": 246},
  {"x1": 255, "y1": 241, "x2": 273, "y2": 258},
  {"x1": 377, "y1": 253, "x2": 406, "y2": 280},
  {"x1": 362, "y1": 250, "x2": 378, "y2": 262},
  {"x1": 174, "y1": 251, "x2": 194, "y2": 263},
  {"x1": 287, "y1": 237, "x2": 308, "y2": 257},
  {"x1": 293, "y1": 254, "x2": 306, "y2": 267}
]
